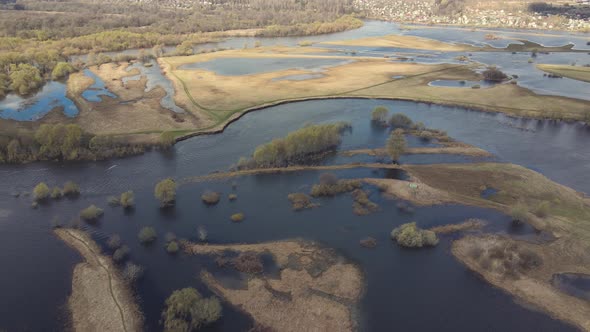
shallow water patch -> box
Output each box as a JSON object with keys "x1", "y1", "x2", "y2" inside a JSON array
[
  {"x1": 178, "y1": 57, "x2": 354, "y2": 76},
  {"x1": 552, "y1": 273, "x2": 590, "y2": 302},
  {"x1": 124, "y1": 61, "x2": 184, "y2": 113},
  {"x1": 81, "y1": 69, "x2": 117, "y2": 102},
  {"x1": 428, "y1": 79, "x2": 498, "y2": 88},
  {"x1": 0, "y1": 81, "x2": 78, "y2": 121}
]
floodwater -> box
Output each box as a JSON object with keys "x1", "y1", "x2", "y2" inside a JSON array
[
  {"x1": 1, "y1": 20, "x2": 589, "y2": 332},
  {"x1": 0, "y1": 69, "x2": 116, "y2": 121},
  {"x1": 124, "y1": 60, "x2": 184, "y2": 113},
  {"x1": 1, "y1": 97, "x2": 589, "y2": 331},
  {"x1": 178, "y1": 57, "x2": 353, "y2": 76}
]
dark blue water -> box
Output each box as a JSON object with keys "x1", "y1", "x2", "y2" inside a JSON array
[{"x1": 0, "y1": 98, "x2": 588, "y2": 331}]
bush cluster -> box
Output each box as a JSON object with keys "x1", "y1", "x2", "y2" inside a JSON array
[
  {"x1": 249, "y1": 122, "x2": 351, "y2": 168},
  {"x1": 201, "y1": 191, "x2": 220, "y2": 205},
  {"x1": 287, "y1": 193, "x2": 317, "y2": 211},
  {"x1": 390, "y1": 222, "x2": 439, "y2": 248},
  {"x1": 138, "y1": 226, "x2": 157, "y2": 244},
  {"x1": 162, "y1": 288, "x2": 222, "y2": 332},
  {"x1": 155, "y1": 178, "x2": 176, "y2": 207},
  {"x1": 79, "y1": 205, "x2": 104, "y2": 221}
]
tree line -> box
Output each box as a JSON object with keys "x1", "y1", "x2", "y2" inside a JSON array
[
  {"x1": 0, "y1": 123, "x2": 173, "y2": 163},
  {"x1": 238, "y1": 122, "x2": 351, "y2": 168}
]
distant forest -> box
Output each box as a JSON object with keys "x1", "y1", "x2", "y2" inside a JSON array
[
  {"x1": 0, "y1": 0, "x2": 357, "y2": 38},
  {"x1": 528, "y1": 2, "x2": 590, "y2": 20}
]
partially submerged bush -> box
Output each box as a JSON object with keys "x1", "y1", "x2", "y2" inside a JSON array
[
  {"x1": 371, "y1": 106, "x2": 389, "y2": 125},
  {"x1": 107, "y1": 234, "x2": 122, "y2": 249},
  {"x1": 233, "y1": 252, "x2": 264, "y2": 274},
  {"x1": 388, "y1": 113, "x2": 413, "y2": 129},
  {"x1": 63, "y1": 181, "x2": 80, "y2": 196},
  {"x1": 138, "y1": 226, "x2": 157, "y2": 244},
  {"x1": 430, "y1": 219, "x2": 486, "y2": 234},
  {"x1": 113, "y1": 245, "x2": 130, "y2": 263},
  {"x1": 122, "y1": 262, "x2": 144, "y2": 283},
  {"x1": 352, "y1": 189, "x2": 379, "y2": 215},
  {"x1": 80, "y1": 205, "x2": 104, "y2": 221},
  {"x1": 391, "y1": 222, "x2": 439, "y2": 248},
  {"x1": 201, "y1": 191, "x2": 220, "y2": 205},
  {"x1": 360, "y1": 237, "x2": 378, "y2": 248},
  {"x1": 386, "y1": 129, "x2": 407, "y2": 162},
  {"x1": 120, "y1": 191, "x2": 135, "y2": 208},
  {"x1": 166, "y1": 241, "x2": 180, "y2": 254},
  {"x1": 197, "y1": 226, "x2": 208, "y2": 242},
  {"x1": 311, "y1": 174, "x2": 361, "y2": 197},
  {"x1": 482, "y1": 67, "x2": 508, "y2": 82},
  {"x1": 231, "y1": 213, "x2": 245, "y2": 222},
  {"x1": 161, "y1": 288, "x2": 222, "y2": 332},
  {"x1": 108, "y1": 196, "x2": 120, "y2": 206},
  {"x1": 51, "y1": 187, "x2": 63, "y2": 199},
  {"x1": 228, "y1": 193, "x2": 237, "y2": 201},
  {"x1": 155, "y1": 178, "x2": 176, "y2": 207},
  {"x1": 288, "y1": 193, "x2": 318, "y2": 211},
  {"x1": 33, "y1": 182, "x2": 50, "y2": 201}
]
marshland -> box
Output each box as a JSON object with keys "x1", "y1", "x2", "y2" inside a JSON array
[{"x1": 1, "y1": 1, "x2": 590, "y2": 331}]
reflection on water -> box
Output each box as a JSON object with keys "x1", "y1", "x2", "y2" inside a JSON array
[
  {"x1": 124, "y1": 60, "x2": 184, "y2": 113},
  {"x1": 0, "y1": 81, "x2": 78, "y2": 121},
  {"x1": 178, "y1": 57, "x2": 354, "y2": 76}
]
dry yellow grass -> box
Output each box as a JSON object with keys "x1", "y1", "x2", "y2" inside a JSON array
[
  {"x1": 186, "y1": 240, "x2": 363, "y2": 332},
  {"x1": 537, "y1": 64, "x2": 590, "y2": 83},
  {"x1": 453, "y1": 235, "x2": 590, "y2": 331},
  {"x1": 60, "y1": 62, "x2": 202, "y2": 139},
  {"x1": 54, "y1": 229, "x2": 143, "y2": 332}
]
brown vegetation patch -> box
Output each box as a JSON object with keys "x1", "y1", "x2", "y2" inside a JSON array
[
  {"x1": 54, "y1": 229, "x2": 143, "y2": 332},
  {"x1": 351, "y1": 189, "x2": 379, "y2": 215},
  {"x1": 364, "y1": 178, "x2": 455, "y2": 206},
  {"x1": 430, "y1": 218, "x2": 487, "y2": 234},
  {"x1": 287, "y1": 193, "x2": 319, "y2": 211},
  {"x1": 453, "y1": 235, "x2": 590, "y2": 331},
  {"x1": 233, "y1": 252, "x2": 264, "y2": 274},
  {"x1": 185, "y1": 239, "x2": 363, "y2": 331}
]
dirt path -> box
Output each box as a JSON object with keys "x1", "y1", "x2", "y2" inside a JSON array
[{"x1": 55, "y1": 229, "x2": 143, "y2": 332}]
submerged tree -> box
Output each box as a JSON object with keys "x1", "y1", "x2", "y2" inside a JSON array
[
  {"x1": 155, "y1": 178, "x2": 176, "y2": 207},
  {"x1": 33, "y1": 182, "x2": 51, "y2": 201},
  {"x1": 161, "y1": 288, "x2": 222, "y2": 332},
  {"x1": 371, "y1": 106, "x2": 389, "y2": 125},
  {"x1": 386, "y1": 129, "x2": 407, "y2": 162}
]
